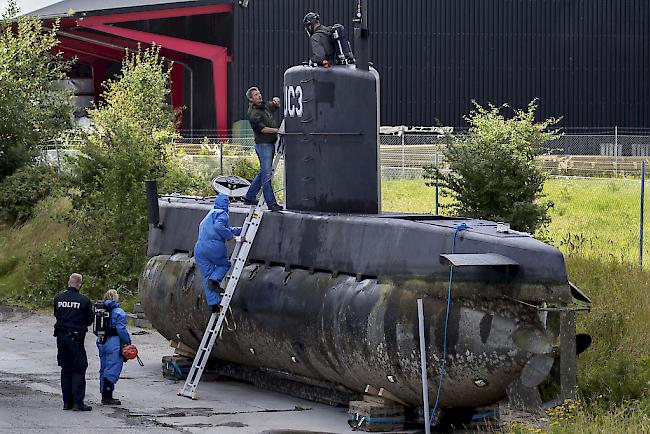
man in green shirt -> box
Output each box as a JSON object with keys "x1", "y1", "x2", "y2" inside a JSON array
[{"x1": 243, "y1": 86, "x2": 282, "y2": 212}]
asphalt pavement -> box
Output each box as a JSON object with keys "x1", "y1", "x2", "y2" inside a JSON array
[{"x1": 0, "y1": 305, "x2": 363, "y2": 433}]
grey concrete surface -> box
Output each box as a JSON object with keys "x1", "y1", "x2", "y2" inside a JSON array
[{"x1": 0, "y1": 305, "x2": 364, "y2": 434}]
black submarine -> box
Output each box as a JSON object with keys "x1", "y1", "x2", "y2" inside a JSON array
[{"x1": 139, "y1": 0, "x2": 590, "y2": 425}]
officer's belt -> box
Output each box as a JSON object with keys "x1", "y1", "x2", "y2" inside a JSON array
[{"x1": 55, "y1": 328, "x2": 86, "y2": 336}]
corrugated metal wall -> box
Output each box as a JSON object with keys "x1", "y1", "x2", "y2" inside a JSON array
[{"x1": 233, "y1": 0, "x2": 650, "y2": 129}]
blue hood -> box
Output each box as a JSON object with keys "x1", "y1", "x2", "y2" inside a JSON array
[
  {"x1": 214, "y1": 193, "x2": 229, "y2": 211},
  {"x1": 104, "y1": 300, "x2": 118, "y2": 310}
]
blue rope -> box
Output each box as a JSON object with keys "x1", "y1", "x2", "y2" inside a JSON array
[{"x1": 428, "y1": 222, "x2": 469, "y2": 426}]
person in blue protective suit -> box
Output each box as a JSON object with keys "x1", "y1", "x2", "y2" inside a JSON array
[
  {"x1": 96, "y1": 289, "x2": 131, "y2": 406},
  {"x1": 194, "y1": 193, "x2": 242, "y2": 313}
]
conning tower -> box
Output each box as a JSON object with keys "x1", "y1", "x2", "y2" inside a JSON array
[{"x1": 284, "y1": 0, "x2": 380, "y2": 214}]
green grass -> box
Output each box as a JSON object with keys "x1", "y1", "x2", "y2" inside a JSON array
[
  {"x1": 548, "y1": 399, "x2": 650, "y2": 434},
  {"x1": 568, "y1": 256, "x2": 650, "y2": 401},
  {"x1": 545, "y1": 177, "x2": 646, "y2": 264},
  {"x1": 381, "y1": 177, "x2": 650, "y2": 430},
  {"x1": 382, "y1": 177, "x2": 648, "y2": 265}
]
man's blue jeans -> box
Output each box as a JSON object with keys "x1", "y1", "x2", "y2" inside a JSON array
[{"x1": 244, "y1": 142, "x2": 277, "y2": 206}]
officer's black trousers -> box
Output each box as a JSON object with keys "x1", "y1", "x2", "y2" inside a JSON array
[{"x1": 56, "y1": 332, "x2": 88, "y2": 406}]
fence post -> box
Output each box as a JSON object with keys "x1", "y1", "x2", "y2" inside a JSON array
[
  {"x1": 401, "y1": 131, "x2": 406, "y2": 178},
  {"x1": 434, "y1": 151, "x2": 439, "y2": 216},
  {"x1": 641, "y1": 160, "x2": 645, "y2": 270},
  {"x1": 55, "y1": 139, "x2": 61, "y2": 175},
  {"x1": 615, "y1": 125, "x2": 618, "y2": 176},
  {"x1": 220, "y1": 141, "x2": 224, "y2": 175}
]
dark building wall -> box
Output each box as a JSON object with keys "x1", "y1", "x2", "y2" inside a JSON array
[
  {"x1": 232, "y1": 0, "x2": 650, "y2": 129},
  {"x1": 120, "y1": 13, "x2": 233, "y2": 51},
  {"x1": 233, "y1": 1, "x2": 352, "y2": 128}
]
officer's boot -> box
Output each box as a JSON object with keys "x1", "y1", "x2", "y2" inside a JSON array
[{"x1": 101, "y1": 378, "x2": 121, "y2": 406}]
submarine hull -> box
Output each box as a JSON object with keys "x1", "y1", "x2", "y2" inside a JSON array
[
  {"x1": 140, "y1": 197, "x2": 571, "y2": 408},
  {"x1": 141, "y1": 256, "x2": 552, "y2": 408}
]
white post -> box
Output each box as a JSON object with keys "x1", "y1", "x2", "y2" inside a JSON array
[
  {"x1": 55, "y1": 140, "x2": 61, "y2": 175},
  {"x1": 615, "y1": 125, "x2": 618, "y2": 176},
  {"x1": 417, "y1": 299, "x2": 431, "y2": 434},
  {"x1": 401, "y1": 130, "x2": 406, "y2": 178},
  {"x1": 434, "y1": 152, "x2": 439, "y2": 216}
]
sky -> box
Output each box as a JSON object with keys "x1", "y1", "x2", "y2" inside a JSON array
[{"x1": 0, "y1": 0, "x2": 59, "y2": 15}]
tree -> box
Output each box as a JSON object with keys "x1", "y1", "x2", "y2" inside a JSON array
[
  {"x1": 0, "y1": 1, "x2": 73, "y2": 180},
  {"x1": 0, "y1": 164, "x2": 59, "y2": 224},
  {"x1": 27, "y1": 46, "x2": 205, "y2": 303},
  {"x1": 424, "y1": 100, "x2": 557, "y2": 234}
]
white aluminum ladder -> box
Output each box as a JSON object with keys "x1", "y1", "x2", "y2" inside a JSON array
[{"x1": 179, "y1": 141, "x2": 284, "y2": 399}]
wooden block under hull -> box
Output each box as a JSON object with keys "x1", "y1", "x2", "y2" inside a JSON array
[{"x1": 348, "y1": 398, "x2": 406, "y2": 432}]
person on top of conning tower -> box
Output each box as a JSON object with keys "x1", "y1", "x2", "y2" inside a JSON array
[{"x1": 303, "y1": 12, "x2": 355, "y2": 67}]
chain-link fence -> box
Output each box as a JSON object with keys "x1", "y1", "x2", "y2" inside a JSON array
[
  {"x1": 39, "y1": 128, "x2": 650, "y2": 268},
  {"x1": 172, "y1": 129, "x2": 649, "y2": 267},
  {"x1": 540, "y1": 131, "x2": 650, "y2": 177},
  {"x1": 41, "y1": 127, "x2": 650, "y2": 179},
  {"x1": 173, "y1": 127, "x2": 650, "y2": 179}
]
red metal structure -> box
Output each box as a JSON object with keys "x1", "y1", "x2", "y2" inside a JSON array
[{"x1": 34, "y1": 1, "x2": 233, "y2": 133}]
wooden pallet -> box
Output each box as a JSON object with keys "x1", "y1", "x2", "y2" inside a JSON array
[
  {"x1": 347, "y1": 388, "x2": 407, "y2": 432},
  {"x1": 170, "y1": 340, "x2": 196, "y2": 358}
]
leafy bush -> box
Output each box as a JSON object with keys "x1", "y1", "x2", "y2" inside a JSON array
[
  {"x1": 0, "y1": 1, "x2": 73, "y2": 180},
  {"x1": 424, "y1": 100, "x2": 557, "y2": 234},
  {"x1": 27, "y1": 47, "x2": 198, "y2": 304},
  {"x1": 159, "y1": 156, "x2": 213, "y2": 196},
  {"x1": 231, "y1": 157, "x2": 259, "y2": 180},
  {"x1": 0, "y1": 165, "x2": 59, "y2": 224}
]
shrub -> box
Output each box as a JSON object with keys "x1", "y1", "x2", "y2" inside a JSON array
[
  {"x1": 160, "y1": 157, "x2": 212, "y2": 196},
  {"x1": 27, "y1": 47, "x2": 198, "y2": 304},
  {"x1": 0, "y1": 165, "x2": 59, "y2": 224},
  {"x1": 231, "y1": 157, "x2": 259, "y2": 181},
  {"x1": 424, "y1": 100, "x2": 557, "y2": 234}
]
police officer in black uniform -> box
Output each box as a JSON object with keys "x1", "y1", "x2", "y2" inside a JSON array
[{"x1": 53, "y1": 273, "x2": 94, "y2": 411}]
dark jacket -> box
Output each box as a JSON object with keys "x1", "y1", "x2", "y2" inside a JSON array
[
  {"x1": 53, "y1": 287, "x2": 94, "y2": 333},
  {"x1": 310, "y1": 25, "x2": 335, "y2": 65},
  {"x1": 248, "y1": 101, "x2": 278, "y2": 144}
]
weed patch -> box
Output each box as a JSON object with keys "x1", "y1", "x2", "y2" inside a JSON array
[{"x1": 0, "y1": 196, "x2": 70, "y2": 304}]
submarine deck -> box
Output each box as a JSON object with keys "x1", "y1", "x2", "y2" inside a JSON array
[{"x1": 147, "y1": 196, "x2": 570, "y2": 303}]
